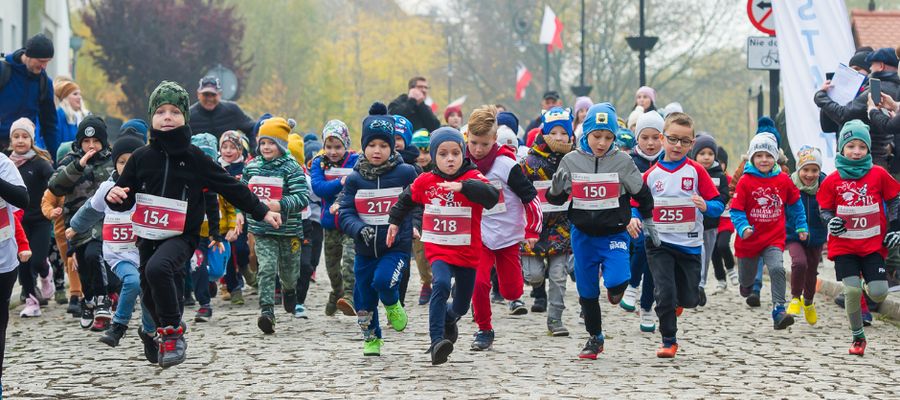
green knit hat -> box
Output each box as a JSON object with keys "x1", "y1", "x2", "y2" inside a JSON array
[
  {"x1": 148, "y1": 81, "x2": 190, "y2": 124},
  {"x1": 838, "y1": 119, "x2": 871, "y2": 153}
]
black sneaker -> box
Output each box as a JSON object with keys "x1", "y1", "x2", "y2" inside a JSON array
[
  {"x1": 430, "y1": 339, "x2": 454, "y2": 365},
  {"x1": 283, "y1": 290, "x2": 297, "y2": 314},
  {"x1": 194, "y1": 306, "x2": 212, "y2": 322},
  {"x1": 578, "y1": 335, "x2": 604, "y2": 359},
  {"x1": 444, "y1": 315, "x2": 459, "y2": 344},
  {"x1": 184, "y1": 294, "x2": 196, "y2": 307},
  {"x1": 99, "y1": 322, "x2": 128, "y2": 347},
  {"x1": 746, "y1": 291, "x2": 761, "y2": 307},
  {"x1": 698, "y1": 287, "x2": 707, "y2": 307},
  {"x1": 490, "y1": 290, "x2": 504, "y2": 304},
  {"x1": 508, "y1": 300, "x2": 528, "y2": 315},
  {"x1": 138, "y1": 326, "x2": 158, "y2": 364},
  {"x1": 67, "y1": 296, "x2": 81, "y2": 317},
  {"x1": 531, "y1": 297, "x2": 547, "y2": 313},
  {"x1": 157, "y1": 325, "x2": 187, "y2": 368},
  {"x1": 80, "y1": 300, "x2": 94, "y2": 329},
  {"x1": 470, "y1": 329, "x2": 494, "y2": 351},
  {"x1": 258, "y1": 308, "x2": 276, "y2": 334}
]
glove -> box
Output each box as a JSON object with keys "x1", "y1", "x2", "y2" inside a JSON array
[
  {"x1": 885, "y1": 231, "x2": 900, "y2": 249},
  {"x1": 642, "y1": 218, "x2": 661, "y2": 248},
  {"x1": 828, "y1": 217, "x2": 847, "y2": 236},
  {"x1": 549, "y1": 170, "x2": 570, "y2": 196},
  {"x1": 359, "y1": 226, "x2": 376, "y2": 248}
]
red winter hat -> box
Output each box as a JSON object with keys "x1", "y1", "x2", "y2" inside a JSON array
[{"x1": 444, "y1": 105, "x2": 462, "y2": 122}]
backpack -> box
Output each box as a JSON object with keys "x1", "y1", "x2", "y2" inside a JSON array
[{"x1": 0, "y1": 57, "x2": 51, "y2": 103}]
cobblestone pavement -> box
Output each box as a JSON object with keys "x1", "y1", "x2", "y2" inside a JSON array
[{"x1": 4, "y1": 262, "x2": 900, "y2": 399}]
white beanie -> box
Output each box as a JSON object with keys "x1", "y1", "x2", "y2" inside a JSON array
[
  {"x1": 627, "y1": 106, "x2": 644, "y2": 129},
  {"x1": 747, "y1": 134, "x2": 779, "y2": 160},
  {"x1": 10, "y1": 117, "x2": 36, "y2": 141},
  {"x1": 635, "y1": 111, "x2": 665, "y2": 136},
  {"x1": 497, "y1": 125, "x2": 518, "y2": 149},
  {"x1": 796, "y1": 146, "x2": 823, "y2": 170}
]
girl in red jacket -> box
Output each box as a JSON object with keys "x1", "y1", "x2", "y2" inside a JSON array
[{"x1": 387, "y1": 127, "x2": 499, "y2": 366}]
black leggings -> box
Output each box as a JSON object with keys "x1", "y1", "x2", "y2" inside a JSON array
[
  {"x1": 0, "y1": 267, "x2": 18, "y2": 384},
  {"x1": 16, "y1": 219, "x2": 52, "y2": 297},
  {"x1": 711, "y1": 231, "x2": 735, "y2": 281},
  {"x1": 75, "y1": 240, "x2": 106, "y2": 299},
  {"x1": 140, "y1": 236, "x2": 194, "y2": 327},
  {"x1": 297, "y1": 221, "x2": 317, "y2": 304}
]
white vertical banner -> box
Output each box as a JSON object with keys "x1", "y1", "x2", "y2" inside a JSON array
[{"x1": 773, "y1": 1, "x2": 855, "y2": 173}]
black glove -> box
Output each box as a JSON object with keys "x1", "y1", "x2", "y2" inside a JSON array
[{"x1": 359, "y1": 226, "x2": 376, "y2": 247}]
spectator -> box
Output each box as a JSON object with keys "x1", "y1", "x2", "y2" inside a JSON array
[
  {"x1": 388, "y1": 76, "x2": 440, "y2": 132},
  {"x1": 52, "y1": 80, "x2": 90, "y2": 161},
  {"x1": 0, "y1": 33, "x2": 57, "y2": 152},
  {"x1": 444, "y1": 105, "x2": 463, "y2": 130},
  {"x1": 524, "y1": 91, "x2": 563, "y2": 132},
  {"x1": 188, "y1": 76, "x2": 257, "y2": 147}
]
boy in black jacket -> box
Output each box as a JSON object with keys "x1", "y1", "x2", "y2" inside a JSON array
[{"x1": 106, "y1": 81, "x2": 280, "y2": 368}]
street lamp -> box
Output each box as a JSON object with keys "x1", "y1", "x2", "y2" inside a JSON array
[
  {"x1": 69, "y1": 35, "x2": 84, "y2": 80},
  {"x1": 625, "y1": 0, "x2": 658, "y2": 87}
]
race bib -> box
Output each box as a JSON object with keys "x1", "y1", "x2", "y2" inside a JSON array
[
  {"x1": 325, "y1": 168, "x2": 353, "y2": 181},
  {"x1": 354, "y1": 187, "x2": 402, "y2": 225},
  {"x1": 103, "y1": 213, "x2": 137, "y2": 252},
  {"x1": 421, "y1": 204, "x2": 472, "y2": 246},
  {"x1": 571, "y1": 173, "x2": 620, "y2": 210},
  {"x1": 652, "y1": 197, "x2": 697, "y2": 233},
  {"x1": 533, "y1": 180, "x2": 569, "y2": 212},
  {"x1": 248, "y1": 176, "x2": 284, "y2": 201},
  {"x1": 0, "y1": 199, "x2": 11, "y2": 242},
  {"x1": 837, "y1": 203, "x2": 881, "y2": 239},
  {"x1": 482, "y1": 181, "x2": 507, "y2": 216},
  {"x1": 132, "y1": 194, "x2": 188, "y2": 240}
]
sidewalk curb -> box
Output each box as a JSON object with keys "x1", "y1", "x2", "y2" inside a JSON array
[{"x1": 792, "y1": 270, "x2": 900, "y2": 320}]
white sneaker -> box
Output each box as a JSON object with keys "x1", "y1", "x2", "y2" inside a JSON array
[
  {"x1": 619, "y1": 286, "x2": 639, "y2": 312},
  {"x1": 727, "y1": 269, "x2": 739, "y2": 287},
  {"x1": 40, "y1": 266, "x2": 55, "y2": 301},
  {"x1": 716, "y1": 280, "x2": 727, "y2": 293},
  {"x1": 639, "y1": 309, "x2": 656, "y2": 333},
  {"x1": 20, "y1": 294, "x2": 41, "y2": 317}
]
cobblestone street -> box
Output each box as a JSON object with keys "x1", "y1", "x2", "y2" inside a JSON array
[{"x1": 4, "y1": 264, "x2": 900, "y2": 399}]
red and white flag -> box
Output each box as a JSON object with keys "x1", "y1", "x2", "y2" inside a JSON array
[
  {"x1": 446, "y1": 96, "x2": 466, "y2": 109},
  {"x1": 539, "y1": 5, "x2": 563, "y2": 52},
  {"x1": 515, "y1": 65, "x2": 532, "y2": 102}
]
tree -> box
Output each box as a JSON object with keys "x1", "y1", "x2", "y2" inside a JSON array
[{"x1": 82, "y1": 0, "x2": 249, "y2": 118}]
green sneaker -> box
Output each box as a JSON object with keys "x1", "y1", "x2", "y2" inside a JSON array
[
  {"x1": 230, "y1": 289, "x2": 245, "y2": 305},
  {"x1": 363, "y1": 338, "x2": 383, "y2": 356},
  {"x1": 384, "y1": 302, "x2": 408, "y2": 332}
]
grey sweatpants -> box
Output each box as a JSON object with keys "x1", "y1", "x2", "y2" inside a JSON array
[
  {"x1": 738, "y1": 246, "x2": 786, "y2": 306},
  {"x1": 699, "y1": 228, "x2": 717, "y2": 288},
  {"x1": 522, "y1": 253, "x2": 573, "y2": 321}
]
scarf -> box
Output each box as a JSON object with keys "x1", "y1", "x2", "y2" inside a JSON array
[
  {"x1": 835, "y1": 154, "x2": 872, "y2": 180},
  {"x1": 468, "y1": 143, "x2": 516, "y2": 175},
  {"x1": 634, "y1": 145, "x2": 661, "y2": 162},
  {"x1": 356, "y1": 151, "x2": 402, "y2": 181},
  {"x1": 321, "y1": 151, "x2": 349, "y2": 170},
  {"x1": 218, "y1": 154, "x2": 245, "y2": 168},
  {"x1": 9, "y1": 149, "x2": 36, "y2": 167},
  {"x1": 790, "y1": 171, "x2": 819, "y2": 196}
]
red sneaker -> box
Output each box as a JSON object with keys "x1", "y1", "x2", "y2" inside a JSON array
[
  {"x1": 675, "y1": 307, "x2": 684, "y2": 317},
  {"x1": 848, "y1": 337, "x2": 866, "y2": 356},
  {"x1": 656, "y1": 343, "x2": 679, "y2": 358}
]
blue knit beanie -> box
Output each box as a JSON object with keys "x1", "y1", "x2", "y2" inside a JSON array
[{"x1": 429, "y1": 127, "x2": 466, "y2": 161}]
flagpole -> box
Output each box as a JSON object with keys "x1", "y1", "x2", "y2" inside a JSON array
[{"x1": 545, "y1": 48, "x2": 550, "y2": 91}]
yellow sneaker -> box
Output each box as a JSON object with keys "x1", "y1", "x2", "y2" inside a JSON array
[
  {"x1": 803, "y1": 302, "x2": 817, "y2": 325},
  {"x1": 786, "y1": 297, "x2": 802, "y2": 316}
]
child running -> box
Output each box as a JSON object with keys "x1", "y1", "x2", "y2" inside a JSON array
[
  {"x1": 520, "y1": 107, "x2": 575, "y2": 337},
  {"x1": 817, "y1": 120, "x2": 900, "y2": 355},
  {"x1": 242, "y1": 117, "x2": 309, "y2": 334},
  {"x1": 387, "y1": 126, "x2": 499, "y2": 365},
  {"x1": 640, "y1": 112, "x2": 724, "y2": 358},
  {"x1": 785, "y1": 146, "x2": 826, "y2": 325},
  {"x1": 546, "y1": 103, "x2": 654, "y2": 359},
  {"x1": 466, "y1": 104, "x2": 541, "y2": 351},
  {"x1": 730, "y1": 130, "x2": 807, "y2": 331},
  {"x1": 339, "y1": 103, "x2": 418, "y2": 356},
  {"x1": 105, "y1": 81, "x2": 280, "y2": 367}
]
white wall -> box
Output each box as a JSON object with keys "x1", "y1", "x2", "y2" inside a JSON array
[
  {"x1": 0, "y1": 1, "x2": 71, "y2": 79},
  {"x1": 0, "y1": 0, "x2": 24, "y2": 55}
]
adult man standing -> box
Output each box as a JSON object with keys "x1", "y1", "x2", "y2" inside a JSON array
[
  {"x1": 524, "y1": 91, "x2": 563, "y2": 133},
  {"x1": 0, "y1": 33, "x2": 57, "y2": 151},
  {"x1": 188, "y1": 76, "x2": 257, "y2": 147},
  {"x1": 388, "y1": 76, "x2": 440, "y2": 132}
]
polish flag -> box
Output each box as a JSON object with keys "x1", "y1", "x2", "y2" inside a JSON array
[
  {"x1": 539, "y1": 5, "x2": 563, "y2": 52},
  {"x1": 515, "y1": 65, "x2": 532, "y2": 102},
  {"x1": 446, "y1": 96, "x2": 467, "y2": 109}
]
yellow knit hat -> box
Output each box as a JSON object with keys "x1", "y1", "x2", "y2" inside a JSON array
[
  {"x1": 258, "y1": 117, "x2": 291, "y2": 154},
  {"x1": 288, "y1": 133, "x2": 305, "y2": 165}
]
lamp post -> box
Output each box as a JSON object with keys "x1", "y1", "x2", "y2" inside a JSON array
[
  {"x1": 571, "y1": 0, "x2": 592, "y2": 97},
  {"x1": 625, "y1": 0, "x2": 658, "y2": 86},
  {"x1": 69, "y1": 35, "x2": 84, "y2": 80}
]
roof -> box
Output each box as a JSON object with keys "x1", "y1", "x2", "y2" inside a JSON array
[{"x1": 851, "y1": 10, "x2": 900, "y2": 49}]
